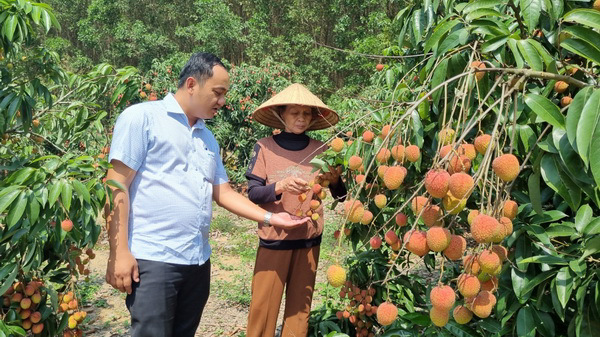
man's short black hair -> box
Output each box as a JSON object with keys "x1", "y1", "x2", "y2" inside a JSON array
[{"x1": 178, "y1": 52, "x2": 226, "y2": 88}]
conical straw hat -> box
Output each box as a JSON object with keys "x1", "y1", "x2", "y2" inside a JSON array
[{"x1": 252, "y1": 83, "x2": 339, "y2": 131}]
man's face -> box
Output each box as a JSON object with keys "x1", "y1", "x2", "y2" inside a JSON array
[{"x1": 189, "y1": 65, "x2": 230, "y2": 120}]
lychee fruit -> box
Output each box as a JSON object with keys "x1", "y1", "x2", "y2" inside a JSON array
[
  {"x1": 344, "y1": 200, "x2": 365, "y2": 223},
  {"x1": 430, "y1": 306, "x2": 449, "y2": 327},
  {"x1": 376, "y1": 302, "x2": 398, "y2": 326},
  {"x1": 377, "y1": 165, "x2": 388, "y2": 179},
  {"x1": 376, "y1": 63, "x2": 385, "y2": 72},
  {"x1": 453, "y1": 305, "x2": 473, "y2": 324},
  {"x1": 471, "y1": 61, "x2": 486, "y2": 81},
  {"x1": 492, "y1": 154, "x2": 520, "y2": 182},
  {"x1": 363, "y1": 130, "x2": 375, "y2": 143},
  {"x1": 499, "y1": 217, "x2": 513, "y2": 239},
  {"x1": 327, "y1": 265, "x2": 347, "y2": 287},
  {"x1": 448, "y1": 172, "x2": 474, "y2": 199},
  {"x1": 426, "y1": 227, "x2": 451, "y2": 252},
  {"x1": 422, "y1": 205, "x2": 443, "y2": 227},
  {"x1": 32, "y1": 323, "x2": 44, "y2": 334},
  {"x1": 411, "y1": 195, "x2": 429, "y2": 215},
  {"x1": 502, "y1": 200, "x2": 518, "y2": 220},
  {"x1": 467, "y1": 209, "x2": 479, "y2": 225},
  {"x1": 491, "y1": 245, "x2": 508, "y2": 261},
  {"x1": 439, "y1": 145, "x2": 452, "y2": 159},
  {"x1": 61, "y1": 219, "x2": 74, "y2": 232},
  {"x1": 430, "y1": 285, "x2": 455, "y2": 311},
  {"x1": 383, "y1": 166, "x2": 406, "y2": 190},
  {"x1": 374, "y1": 194, "x2": 387, "y2": 209},
  {"x1": 30, "y1": 311, "x2": 41, "y2": 323},
  {"x1": 481, "y1": 276, "x2": 499, "y2": 293},
  {"x1": 459, "y1": 144, "x2": 477, "y2": 161},
  {"x1": 554, "y1": 81, "x2": 569, "y2": 93},
  {"x1": 561, "y1": 96, "x2": 572, "y2": 108},
  {"x1": 404, "y1": 230, "x2": 430, "y2": 257},
  {"x1": 424, "y1": 169, "x2": 450, "y2": 198},
  {"x1": 348, "y1": 156, "x2": 363, "y2": 171},
  {"x1": 391, "y1": 145, "x2": 405, "y2": 162},
  {"x1": 310, "y1": 200, "x2": 320, "y2": 210},
  {"x1": 361, "y1": 210, "x2": 374, "y2": 225},
  {"x1": 405, "y1": 145, "x2": 421, "y2": 162},
  {"x1": 463, "y1": 255, "x2": 481, "y2": 275},
  {"x1": 474, "y1": 134, "x2": 491, "y2": 155},
  {"x1": 448, "y1": 155, "x2": 471, "y2": 174},
  {"x1": 438, "y1": 128, "x2": 455, "y2": 146},
  {"x1": 395, "y1": 213, "x2": 408, "y2": 227},
  {"x1": 331, "y1": 138, "x2": 344, "y2": 152},
  {"x1": 385, "y1": 230, "x2": 400, "y2": 246},
  {"x1": 470, "y1": 214, "x2": 501, "y2": 243},
  {"x1": 471, "y1": 291, "x2": 496, "y2": 318},
  {"x1": 478, "y1": 250, "x2": 501, "y2": 274},
  {"x1": 442, "y1": 192, "x2": 466, "y2": 215},
  {"x1": 376, "y1": 148, "x2": 391, "y2": 163},
  {"x1": 381, "y1": 124, "x2": 392, "y2": 138},
  {"x1": 443, "y1": 235, "x2": 466, "y2": 260},
  {"x1": 457, "y1": 274, "x2": 481, "y2": 298},
  {"x1": 370, "y1": 236, "x2": 382, "y2": 250},
  {"x1": 355, "y1": 174, "x2": 366, "y2": 184}
]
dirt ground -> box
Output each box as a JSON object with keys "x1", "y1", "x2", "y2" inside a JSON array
[{"x1": 77, "y1": 203, "x2": 345, "y2": 337}]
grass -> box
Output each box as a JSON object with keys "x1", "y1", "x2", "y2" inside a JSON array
[{"x1": 212, "y1": 278, "x2": 253, "y2": 306}]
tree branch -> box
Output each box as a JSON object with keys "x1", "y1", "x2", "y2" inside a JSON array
[
  {"x1": 479, "y1": 67, "x2": 595, "y2": 88},
  {"x1": 507, "y1": 0, "x2": 528, "y2": 39}
]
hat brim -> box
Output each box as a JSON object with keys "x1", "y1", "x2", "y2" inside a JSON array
[{"x1": 251, "y1": 83, "x2": 339, "y2": 131}]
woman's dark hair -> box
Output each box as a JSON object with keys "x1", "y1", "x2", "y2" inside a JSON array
[{"x1": 178, "y1": 52, "x2": 226, "y2": 88}]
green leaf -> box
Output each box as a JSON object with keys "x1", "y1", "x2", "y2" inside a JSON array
[
  {"x1": 424, "y1": 19, "x2": 460, "y2": 53},
  {"x1": 519, "y1": 255, "x2": 569, "y2": 265},
  {"x1": 26, "y1": 192, "x2": 39, "y2": 225},
  {"x1": 466, "y1": 8, "x2": 504, "y2": 21},
  {"x1": 106, "y1": 179, "x2": 127, "y2": 192},
  {"x1": 531, "y1": 207, "x2": 567, "y2": 224},
  {"x1": 576, "y1": 89, "x2": 600, "y2": 165},
  {"x1": 521, "y1": 270, "x2": 556, "y2": 295},
  {"x1": 567, "y1": 87, "x2": 594, "y2": 151},
  {"x1": 561, "y1": 38, "x2": 600, "y2": 65},
  {"x1": 3, "y1": 15, "x2": 17, "y2": 41},
  {"x1": 575, "y1": 204, "x2": 594, "y2": 234},
  {"x1": 520, "y1": 0, "x2": 541, "y2": 33},
  {"x1": 48, "y1": 181, "x2": 62, "y2": 207},
  {"x1": 72, "y1": 179, "x2": 90, "y2": 203},
  {"x1": 518, "y1": 40, "x2": 543, "y2": 71},
  {"x1": 581, "y1": 235, "x2": 600, "y2": 260},
  {"x1": 531, "y1": 308, "x2": 555, "y2": 337},
  {"x1": 562, "y1": 26, "x2": 600, "y2": 57},
  {"x1": 584, "y1": 218, "x2": 600, "y2": 236},
  {"x1": 61, "y1": 180, "x2": 72, "y2": 212},
  {"x1": 528, "y1": 170, "x2": 543, "y2": 214},
  {"x1": 431, "y1": 59, "x2": 448, "y2": 105},
  {"x1": 0, "y1": 186, "x2": 21, "y2": 214},
  {"x1": 463, "y1": 0, "x2": 503, "y2": 14},
  {"x1": 555, "y1": 267, "x2": 574, "y2": 309},
  {"x1": 546, "y1": 223, "x2": 576, "y2": 237},
  {"x1": 563, "y1": 9, "x2": 600, "y2": 31},
  {"x1": 525, "y1": 94, "x2": 565, "y2": 129},
  {"x1": 517, "y1": 306, "x2": 536, "y2": 337},
  {"x1": 482, "y1": 35, "x2": 508, "y2": 53},
  {"x1": 6, "y1": 191, "x2": 27, "y2": 228},
  {"x1": 0, "y1": 265, "x2": 18, "y2": 301},
  {"x1": 590, "y1": 123, "x2": 600, "y2": 188}
]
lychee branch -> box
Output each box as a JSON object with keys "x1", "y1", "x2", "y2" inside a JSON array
[{"x1": 477, "y1": 67, "x2": 595, "y2": 88}]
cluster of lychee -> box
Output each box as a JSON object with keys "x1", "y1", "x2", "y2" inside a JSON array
[
  {"x1": 295, "y1": 176, "x2": 330, "y2": 221},
  {"x1": 326, "y1": 124, "x2": 522, "y2": 328},
  {"x1": 335, "y1": 281, "x2": 379, "y2": 337},
  {"x1": 1, "y1": 280, "x2": 46, "y2": 334},
  {"x1": 71, "y1": 246, "x2": 96, "y2": 278},
  {"x1": 58, "y1": 291, "x2": 85, "y2": 336}
]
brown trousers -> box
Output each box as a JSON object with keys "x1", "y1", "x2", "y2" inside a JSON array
[{"x1": 246, "y1": 245, "x2": 320, "y2": 337}]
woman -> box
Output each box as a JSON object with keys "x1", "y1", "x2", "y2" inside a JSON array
[{"x1": 245, "y1": 83, "x2": 346, "y2": 337}]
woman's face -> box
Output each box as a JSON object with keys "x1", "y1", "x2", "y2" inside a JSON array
[{"x1": 281, "y1": 104, "x2": 313, "y2": 134}]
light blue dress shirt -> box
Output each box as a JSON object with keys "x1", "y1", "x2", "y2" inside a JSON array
[{"x1": 108, "y1": 93, "x2": 228, "y2": 265}]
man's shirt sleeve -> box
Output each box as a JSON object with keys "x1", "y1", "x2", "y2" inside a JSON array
[{"x1": 108, "y1": 107, "x2": 150, "y2": 171}]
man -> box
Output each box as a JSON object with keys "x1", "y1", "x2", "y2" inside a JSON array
[{"x1": 105, "y1": 52, "x2": 309, "y2": 337}]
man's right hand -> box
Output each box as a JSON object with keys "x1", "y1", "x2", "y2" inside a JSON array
[
  {"x1": 106, "y1": 249, "x2": 140, "y2": 295},
  {"x1": 270, "y1": 212, "x2": 311, "y2": 229},
  {"x1": 275, "y1": 176, "x2": 310, "y2": 195}
]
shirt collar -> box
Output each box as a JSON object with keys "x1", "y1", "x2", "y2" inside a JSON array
[{"x1": 163, "y1": 93, "x2": 206, "y2": 130}]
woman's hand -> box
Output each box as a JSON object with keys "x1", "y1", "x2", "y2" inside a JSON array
[
  {"x1": 318, "y1": 165, "x2": 343, "y2": 186},
  {"x1": 275, "y1": 176, "x2": 310, "y2": 195}
]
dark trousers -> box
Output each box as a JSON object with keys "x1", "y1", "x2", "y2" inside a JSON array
[{"x1": 126, "y1": 259, "x2": 211, "y2": 337}]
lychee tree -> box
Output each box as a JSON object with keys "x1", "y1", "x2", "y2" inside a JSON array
[
  {"x1": 0, "y1": 1, "x2": 141, "y2": 336},
  {"x1": 310, "y1": 1, "x2": 600, "y2": 336}
]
